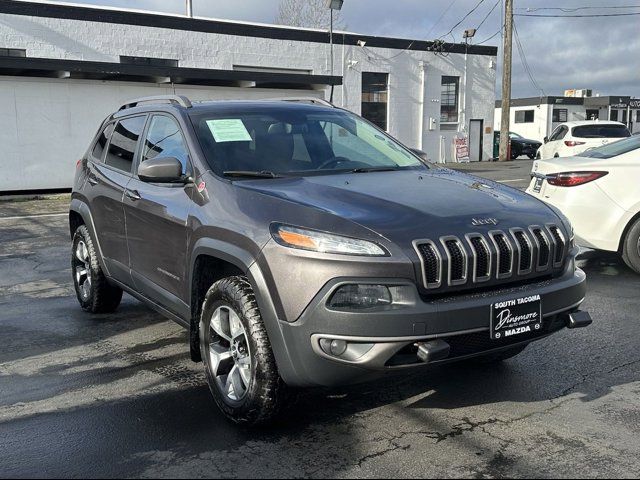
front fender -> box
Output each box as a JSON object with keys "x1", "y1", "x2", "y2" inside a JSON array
[{"x1": 188, "y1": 238, "x2": 301, "y2": 385}]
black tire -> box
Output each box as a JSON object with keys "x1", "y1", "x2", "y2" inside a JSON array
[
  {"x1": 199, "y1": 276, "x2": 287, "y2": 425},
  {"x1": 475, "y1": 345, "x2": 527, "y2": 364},
  {"x1": 71, "y1": 225, "x2": 123, "y2": 313},
  {"x1": 621, "y1": 218, "x2": 640, "y2": 274}
]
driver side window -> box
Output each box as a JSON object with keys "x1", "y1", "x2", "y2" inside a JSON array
[
  {"x1": 322, "y1": 122, "x2": 389, "y2": 165},
  {"x1": 141, "y1": 115, "x2": 190, "y2": 175}
]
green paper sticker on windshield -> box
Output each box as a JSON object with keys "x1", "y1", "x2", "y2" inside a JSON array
[{"x1": 206, "y1": 119, "x2": 252, "y2": 143}]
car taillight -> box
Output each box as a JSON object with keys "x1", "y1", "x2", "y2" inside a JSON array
[
  {"x1": 564, "y1": 140, "x2": 586, "y2": 147},
  {"x1": 76, "y1": 159, "x2": 83, "y2": 169},
  {"x1": 546, "y1": 171, "x2": 608, "y2": 187}
]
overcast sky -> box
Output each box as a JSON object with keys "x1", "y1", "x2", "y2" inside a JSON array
[{"x1": 61, "y1": 0, "x2": 640, "y2": 99}]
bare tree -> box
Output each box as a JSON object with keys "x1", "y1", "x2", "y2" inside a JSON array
[{"x1": 275, "y1": 0, "x2": 346, "y2": 30}]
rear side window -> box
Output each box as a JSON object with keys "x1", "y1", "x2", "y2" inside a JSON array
[
  {"x1": 105, "y1": 116, "x2": 146, "y2": 173},
  {"x1": 91, "y1": 123, "x2": 114, "y2": 161},
  {"x1": 549, "y1": 126, "x2": 568, "y2": 141},
  {"x1": 572, "y1": 124, "x2": 631, "y2": 139}
]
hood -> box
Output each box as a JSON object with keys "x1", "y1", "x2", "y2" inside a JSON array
[{"x1": 235, "y1": 168, "x2": 562, "y2": 241}]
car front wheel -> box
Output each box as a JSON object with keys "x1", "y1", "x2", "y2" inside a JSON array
[{"x1": 199, "y1": 276, "x2": 287, "y2": 425}]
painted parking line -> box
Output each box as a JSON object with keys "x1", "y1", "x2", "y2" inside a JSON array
[{"x1": 0, "y1": 212, "x2": 67, "y2": 221}]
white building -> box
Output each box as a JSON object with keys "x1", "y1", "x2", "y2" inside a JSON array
[
  {"x1": 0, "y1": 0, "x2": 498, "y2": 192},
  {"x1": 495, "y1": 95, "x2": 640, "y2": 143}
]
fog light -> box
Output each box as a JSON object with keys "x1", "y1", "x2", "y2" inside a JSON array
[
  {"x1": 328, "y1": 284, "x2": 392, "y2": 310},
  {"x1": 319, "y1": 338, "x2": 347, "y2": 356}
]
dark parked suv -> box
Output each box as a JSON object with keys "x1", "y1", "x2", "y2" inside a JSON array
[{"x1": 70, "y1": 95, "x2": 591, "y2": 425}]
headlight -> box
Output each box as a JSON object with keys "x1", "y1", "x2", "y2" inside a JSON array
[{"x1": 270, "y1": 223, "x2": 388, "y2": 256}]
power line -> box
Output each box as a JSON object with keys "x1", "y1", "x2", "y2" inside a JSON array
[
  {"x1": 513, "y1": 20, "x2": 545, "y2": 96},
  {"x1": 426, "y1": 0, "x2": 460, "y2": 37},
  {"x1": 516, "y1": 5, "x2": 640, "y2": 12},
  {"x1": 438, "y1": 0, "x2": 487, "y2": 40},
  {"x1": 476, "y1": 0, "x2": 501, "y2": 32},
  {"x1": 476, "y1": 28, "x2": 502, "y2": 45},
  {"x1": 515, "y1": 12, "x2": 640, "y2": 18}
]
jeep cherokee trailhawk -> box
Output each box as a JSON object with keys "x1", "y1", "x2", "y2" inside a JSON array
[{"x1": 70, "y1": 95, "x2": 591, "y2": 425}]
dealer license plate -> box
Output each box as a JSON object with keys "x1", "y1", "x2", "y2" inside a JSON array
[
  {"x1": 533, "y1": 176, "x2": 544, "y2": 193},
  {"x1": 490, "y1": 295, "x2": 542, "y2": 340}
]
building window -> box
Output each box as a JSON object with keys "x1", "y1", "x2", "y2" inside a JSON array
[
  {"x1": 622, "y1": 110, "x2": 628, "y2": 123},
  {"x1": 0, "y1": 48, "x2": 26, "y2": 57},
  {"x1": 515, "y1": 110, "x2": 535, "y2": 123},
  {"x1": 636, "y1": 110, "x2": 640, "y2": 123},
  {"x1": 120, "y1": 56, "x2": 178, "y2": 67},
  {"x1": 552, "y1": 109, "x2": 568, "y2": 123},
  {"x1": 361, "y1": 72, "x2": 389, "y2": 130},
  {"x1": 440, "y1": 76, "x2": 459, "y2": 123},
  {"x1": 610, "y1": 110, "x2": 619, "y2": 122},
  {"x1": 586, "y1": 109, "x2": 599, "y2": 120}
]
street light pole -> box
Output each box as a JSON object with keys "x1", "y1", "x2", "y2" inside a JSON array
[
  {"x1": 185, "y1": 0, "x2": 192, "y2": 17},
  {"x1": 326, "y1": 0, "x2": 344, "y2": 103}
]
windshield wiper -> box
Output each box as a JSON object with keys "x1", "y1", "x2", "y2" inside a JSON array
[
  {"x1": 350, "y1": 166, "x2": 401, "y2": 173},
  {"x1": 223, "y1": 170, "x2": 282, "y2": 179}
]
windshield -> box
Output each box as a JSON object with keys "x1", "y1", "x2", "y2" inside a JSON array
[
  {"x1": 190, "y1": 106, "x2": 425, "y2": 177},
  {"x1": 579, "y1": 135, "x2": 640, "y2": 159},
  {"x1": 572, "y1": 124, "x2": 631, "y2": 139},
  {"x1": 509, "y1": 132, "x2": 522, "y2": 139}
]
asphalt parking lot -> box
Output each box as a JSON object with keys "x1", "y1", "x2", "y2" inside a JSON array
[{"x1": 1, "y1": 163, "x2": 639, "y2": 478}]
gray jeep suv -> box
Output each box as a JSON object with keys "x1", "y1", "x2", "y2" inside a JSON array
[{"x1": 70, "y1": 95, "x2": 591, "y2": 425}]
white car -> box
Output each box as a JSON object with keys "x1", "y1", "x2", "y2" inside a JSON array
[
  {"x1": 537, "y1": 120, "x2": 630, "y2": 159},
  {"x1": 526, "y1": 135, "x2": 640, "y2": 273}
]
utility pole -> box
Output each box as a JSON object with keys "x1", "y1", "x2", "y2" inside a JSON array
[
  {"x1": 499, "y1": 0, "x2": 513, "y2": 161},
  {"x1": 186, "y1": 0, "x2": 193, "y2": 18}
]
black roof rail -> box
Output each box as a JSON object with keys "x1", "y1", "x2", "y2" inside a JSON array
[
  {"x1": 118, "y1": 94, "x2": 192, "y2": 111},
  {"x1": 264, "y1": 97, "x2": 334, "y2": 107}
]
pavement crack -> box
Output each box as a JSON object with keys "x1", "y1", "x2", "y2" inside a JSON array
[
  {"x1": 554, "y1": 357, "x2": 640, "y2": 399},
  {"x1": 356, "y1": 439, "x2": 410, "y2": 468}
]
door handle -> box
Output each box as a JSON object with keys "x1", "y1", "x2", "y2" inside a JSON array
[
  {"x1": 125, "y1": 189, "x2": 141, "y2": 201},
  {"x1": 87, "y1": 176, "x2": 98, "y2": 186}
]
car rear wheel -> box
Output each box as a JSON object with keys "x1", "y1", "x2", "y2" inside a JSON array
[
  {"x1": 72, "y1": 225, "x2": 123, "y2": 313},
  {"x1": 199, "y1": 276, "x2": 287, "y2": 425},
  {"x1": 621, "y1": 218, "x2": 640, "y2": 274}
]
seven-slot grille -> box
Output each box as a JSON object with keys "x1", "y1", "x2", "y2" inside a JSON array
[{"x1": 414, "y1": 225, "x2": 568, "y2": 290}]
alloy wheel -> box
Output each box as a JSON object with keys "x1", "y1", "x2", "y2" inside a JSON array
[
  {"x1": 207, "y1": 306, "x2": 252, "y2": 402},
  {"x1": 74, "y1": 240, "x2": 92, "y2": 300}
]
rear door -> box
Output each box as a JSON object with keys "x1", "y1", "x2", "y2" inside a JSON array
[
  {"x1": 86, "y1": 115, "x2": 146, "y2": 283},
  {"x1": 543, "y1": 125, "x2": 568, "y2": 158},
  {"x1": 124, "y1": 114, "x2": 194, "y2": 316}
]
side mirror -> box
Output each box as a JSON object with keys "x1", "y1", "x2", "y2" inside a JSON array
[
  {"x1": 543, "y1": 136, "x2": 549, "y2": 144},
  {"x1": 138, "y1": 157, "x2": 184, "y2": 183},
  {"x1": 410, "y1": 148, "x2": 430, "y2": 162}
]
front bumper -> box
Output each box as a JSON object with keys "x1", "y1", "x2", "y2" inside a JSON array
[{"x1": 277, "y1": 266, "x2": 587, "y2": 387}]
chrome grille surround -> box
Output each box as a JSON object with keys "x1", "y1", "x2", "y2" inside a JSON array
[
  {"x1": 529, "y1": 225, "x2": 551, "y2": 271},
  {"x1": 414, "y1": 224, "x2": 567, "y2": 290},
  {"x1": 465, "y1": 233, "x2": 492, "y2": 283},
  {"x1": 412, "y1": 239, "x2": 442, "y2": 289},
  {"x1": 440, "y1": 236, "x2": 468, "y2": 286},
  {"x1": 510, "y1": 227, "x2": 534, "y2": 276}
]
